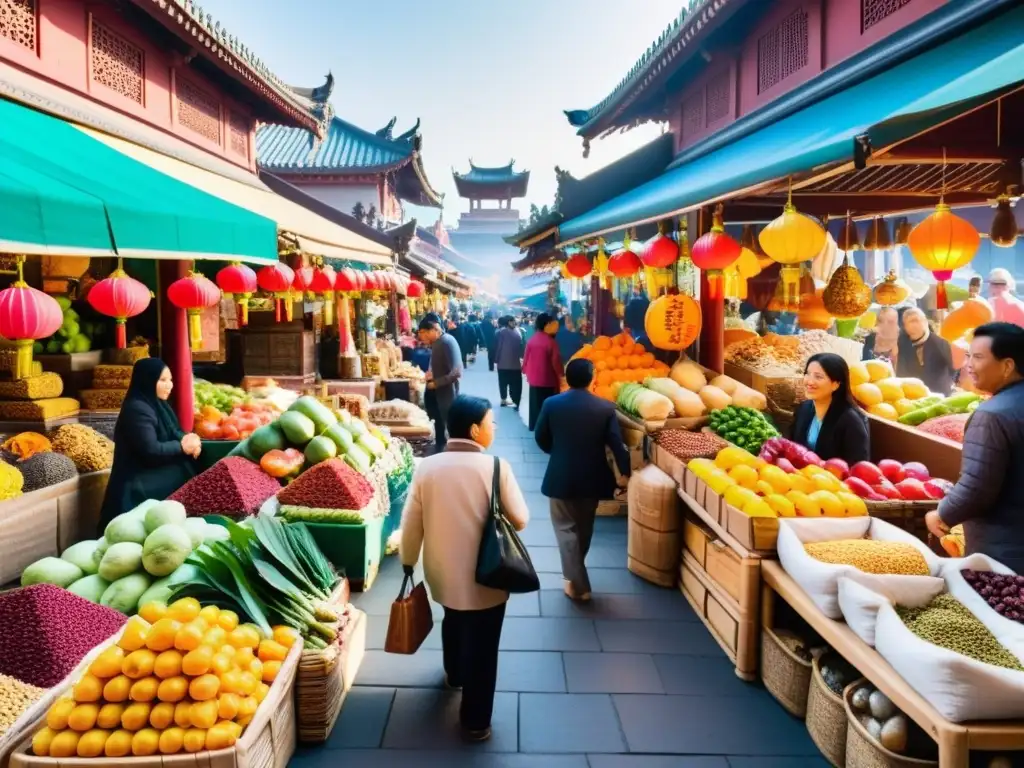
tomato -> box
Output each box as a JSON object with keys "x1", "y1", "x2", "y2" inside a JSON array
[
  {"x1": 195, "y1": 420, "x2": 223, "y2": 440},
  {"x1": 220, "y1": 423, "x2": 240, "y2": 441}
]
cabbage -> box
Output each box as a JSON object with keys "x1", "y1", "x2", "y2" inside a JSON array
[
  {"x1": 100, "y1": 572, "x2": 152, "y2": 614},
  {"x1": 61, "y1": 540, "x2": 100, "y2": 575},
  {"x1": 136, "y1": 575, "x2": 174, "y2": 608},
  {"x1": 21, "y1": 557, "x2": 83, "y2": 588},
  {"x1": 144, "y1": 500, "x2": 187, "y2": 534},
  {"x1": 105, "y1": 513, "x2": 148, "y2": 545},
  {"x1": 182, "y1": 518, "x2": 208, "y2": 549},
  {"x1": 142, "y1": 524, "x2": 192, "y2": 576},
  {"x1": 98, "y1": 541, "x2": 144, "y2": 581},
  {"x1": 67, "y1": 574, "x2": 111, "y2": 603}
]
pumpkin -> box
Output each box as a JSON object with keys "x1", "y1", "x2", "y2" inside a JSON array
[{"x1": 940, "y1": 298, "x2": 993, "y2": 342}]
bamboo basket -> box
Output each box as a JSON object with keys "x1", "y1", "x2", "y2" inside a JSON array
[
  {"x1": 806, "y1": 658, "x2": 859, "y2": 768},
  {"x1": 760, "y1": 625, "x2": 813, "y2": 718},
  {"x1": 843, "y1": 685, "x2": 937, "y2": 768},
  {"x1": 862, "y1": 500, "x2": 937, "y2": 542}
]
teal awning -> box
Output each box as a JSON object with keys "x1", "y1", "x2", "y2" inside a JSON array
[
  {"x1": 558, "y1": 6, "x2": 1024, "y2": 244},
  {"x1": 0, "y1": 97, "x2": 278, "y2": 263}
]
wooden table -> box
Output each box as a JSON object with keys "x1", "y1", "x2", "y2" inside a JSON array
[{"x1": 761, "y1": 561, "x2": 1024, "y2": 767}]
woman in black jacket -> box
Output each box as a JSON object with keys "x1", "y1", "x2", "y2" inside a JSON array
[
  {"x1": 99, "y1": 359, "x2": 201, "y2": 529},
  {"x1": 791, "y1": 352, "x2": 870, "y2": 466}
]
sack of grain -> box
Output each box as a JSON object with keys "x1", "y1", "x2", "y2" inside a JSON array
[{"x1": 837, "y1": 573, "x2": 944, "y2": 646}]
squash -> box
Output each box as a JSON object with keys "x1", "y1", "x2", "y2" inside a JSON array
[
  {"x1": 853, "y1": 382, "x2": 884, "y2": 407},
  {"x1": 864, "y1": 359, "x2": 893, "y2": 382},
  {"x1": 731, "y1": 384, "x2": 767, "y2": 410},
  {"x1": 708, "y1": 374, "x2": 740, "y2": 395},
  {"x1": 644, "y1": 377, "x2": 705, "y2": 418},
  {"x1": 698, "y1": 385, "x2": 731, "y2": 411},
  {"x1": 874, "y1": 378, "x2": 905, "y2": 402},
  {"x1": 669, "y1": 359, "x2": 708, "y2": 392},
  {"x1": 940, "y1": 297, "x2": 993, "y2": 342}
]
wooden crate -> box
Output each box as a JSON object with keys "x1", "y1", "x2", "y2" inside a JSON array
[
  {"x1": 682, "y1": 516, "x2": 761, "y2": 607},
  {"x1": 649, "y1": 441, "x2": 686, "y2": 486},
  {"x1": 242, "y1": 328, "x2": 315, "y2": 377}
]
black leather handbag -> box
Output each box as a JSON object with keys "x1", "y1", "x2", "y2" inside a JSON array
[{"x1": 476, "y1": 457, "x2": 540, "y2": 593}]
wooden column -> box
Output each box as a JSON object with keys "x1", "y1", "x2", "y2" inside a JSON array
[
  {"x1": 696, "y1": 208, "x2": 725, "y2": 373},
  {"x1": 158, "y1": 260, "x2": 195, "y2": 432}
]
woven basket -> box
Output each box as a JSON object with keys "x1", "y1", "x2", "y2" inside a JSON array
[
  {"x1": 760, "y1": 625, "x2": 813, "y2": 718},
  {"x1": 863, "y1": 500, "x2": 937, "y2": 541},
  {"x1": 807, "y1": 659, "x2": 858, "y2": 767},
  {"x1": 843, "y1": 685, "x2": 937, "y2": 768},
  {"x1": 295, "y1": 607, "x2": 366, "y2": 743}
]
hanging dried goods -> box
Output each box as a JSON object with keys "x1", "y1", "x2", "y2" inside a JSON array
[{"x1": 897, "y1": 594, "x2": 1022, "y2": 670}]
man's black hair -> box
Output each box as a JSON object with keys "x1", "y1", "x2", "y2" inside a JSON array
[
  {"x1": 565, "y1": 358, "x2": 595, "y2": 389},
  {"x1": 447, "y1": 395, "x2": 492, "y2": 439},
  {"x1": 973, "y1": 322, "x2": 1024, "y2": 373}
]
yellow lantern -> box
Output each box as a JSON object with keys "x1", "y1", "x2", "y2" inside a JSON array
[
  {"x1": 907, "y1": 201, "x2": 980, "y2": 309},
  {"x1": 644, "y1": 293, "x2": 702, "y2": 351},
  {"x1": 758, "y1": 188, "x2": 827, "y2": 309},
  {"x1": 594, "y1": 239, "x2": 610, "y2": 290}
]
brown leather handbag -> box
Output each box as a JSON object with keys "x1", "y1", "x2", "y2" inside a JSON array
[{"x1": 384, "y1": 570, "x2": 434, "y2": 654}]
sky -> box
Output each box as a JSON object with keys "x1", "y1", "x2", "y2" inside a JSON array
[{"x1": 197, "y1": 0, "x2": 681, "y2": 227}]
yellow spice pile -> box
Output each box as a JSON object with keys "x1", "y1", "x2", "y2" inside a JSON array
[{"x1": 804, "y1": 539, "x2": 930, "y2": 575}]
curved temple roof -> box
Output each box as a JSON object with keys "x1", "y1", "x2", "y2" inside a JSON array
[{"x1": 453, "y1": 160, "x2": 530, "y2": 199}]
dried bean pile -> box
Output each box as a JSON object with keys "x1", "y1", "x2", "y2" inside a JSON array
[
  {"x1": 897, "y1": 594, "x2": 1024, "y2": 671},
  {"x1": 804, "y1": 539, "x2": 930, "y2": 575},
  {"x1": 49, "y1": 424, "x2": 114, "y2": 472},
  {"x1": 0, "y1": 584, "x2": 126, "y2": 688},
  {"x1": 0, "y1": 673, "x2": 44, "y2": 736},
  {"x1": 655, "y1": 429, "x2": 728, "y2": 461},
  {"x1": 917, "y1": 413, "x2": 970, "y2": 443},
  {"x1": 18, "y1": 452, "x2": 77, "y2": 492},
  {"x1": 169, "y1": 456, "x2": 281, "y2": 518},
  {"x1": 278, "y1": 458, "x2": 375, "y2": 511}
]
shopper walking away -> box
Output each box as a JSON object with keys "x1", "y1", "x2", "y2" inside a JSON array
[
  {"x1": 419, "y1": 315, "x2": 462, "y2": 452},
  {"x1": 925, "y1": 323, "x2": 1024, "y2": 570},
  {"x1": 481, "y1": 314, "x2": 498, "y2": 371},
  {"x1": 521, "y1": 313, "x2": 563, "y2": 431},
  {"x1": 897, "y1": 307, "x2": 955, "y2": 395},
  {"x1": 534, "y1": 359, "x2": 630, "y2": 600},
  {"x1": 494, "y1": 317, "x2": 524, "y2": 409},
  {"x1": 400, "y1": 395, "x2": 529, "y2": 742}
]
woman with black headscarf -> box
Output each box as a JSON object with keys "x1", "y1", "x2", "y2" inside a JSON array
[{"x1": 99, "y1": 358, "x2": 201, "y2": 529}]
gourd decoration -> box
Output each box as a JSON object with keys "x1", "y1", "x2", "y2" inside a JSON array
[
  {"x1": 823, "y1": 253, "x2": 871, "y2": 319},
  {"x1": 691, "y1": 207, "x2": 741, "y2": 300},
  {"x1": 758, "y1": 187, "x2": 827, "y2": 308},
  {"x1": 256, "y1": 262, "x2": 295, "y2": 322},
  {"x1": 940, "y1": 297, "x2": 994, "y2": 343},
  {"x1": 0, "y1": 257, "x2": 63, "y2": 378},
  {"x1": 215, "y1": 262, "x2": 257, "y2": 327},
  {"x1": 87, "y1": 257, "x2": 152, "y2": 349},
  {"x1": 310, "y1": 263, "x2": 336, "y2": 325},
  {"x1": 644, "y1": 293, "x2": 702, "y2": 351},
  {"x1": 167, "y1": 272, "x2": 220, "y2": 351},
  {"x1": 797, "y1": 289, "x2": 832, "y2": 331},
  {"x1": 565, "y1": 253, "x2": 592, "y2": 279},
  {"x1": 990, "y1": 196, "x2": 1019, "y2": 248},
  {"x1": 872, "y1": 269, "x2": 911, "y2": 306},
  {"x1": 907, "y1": 201, "x2": 979, "y2": 309},
  {"x1": 406, "y1": 280, "x2": 426, "y2": 298}
]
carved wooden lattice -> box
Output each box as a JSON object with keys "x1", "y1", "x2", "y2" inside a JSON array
[
  {"x1": 0, "y1": 0, "x2": 37, "y2": 52},
  {"x1": 705, "y1": 72, "x2": 730, "y2": 124},
  {"x1": 757, "y1": 8, "x2": 808, "y2": 94},
  {"x1": 862, "y1": 0, "x2": 913, "y2": 31},
  {"x1": 177, "y1": 78, "x2": 221, "y2": 144},
  {"x1": 91, "y1": 22, "x2": 144, "y2": 104},
  {"x1": 228, "y1": 112, "x2": 248, "y2": 157},
  {"x1": 682, "y1": 93, "x2": 704, "y2": 141}
]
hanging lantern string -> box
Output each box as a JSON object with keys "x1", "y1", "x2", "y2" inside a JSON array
[{"x1": 940, "y1": 147, "x2": 947, "y2": 202}]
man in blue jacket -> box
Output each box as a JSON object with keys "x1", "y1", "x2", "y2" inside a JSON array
[
  {"x1": 534, "y1": 359, "x2": 631, "y2": 601},
  {"x1": 419, "y1": 315, "x2": 463, "y2": 452}
]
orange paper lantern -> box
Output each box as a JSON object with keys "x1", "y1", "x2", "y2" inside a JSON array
[
  {"x1": 565, "y1": 253, "x2": 592, "y2": 279},
  {"x1": 907, "y1": 201, "x2": 980, "y2": 309},
  {"x1": 644, "y1": 293, "x2": 702, "y2": 351}
]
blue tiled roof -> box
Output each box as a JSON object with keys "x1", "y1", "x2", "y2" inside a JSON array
[
  {"x1": 454, "y1": 161, "x2": 528, "y2": 185},
  {"x1": 453, "y1": 161, "x2": 530, "y2": 199},
  {"x1": 256, "y1": 115, "x2": 415, "y2": 173}
]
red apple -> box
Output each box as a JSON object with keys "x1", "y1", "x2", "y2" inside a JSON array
[
  {"x1": 894, "y1": 478, "x2": 930, "y2": 501},
  {"x1": 923, "y1": 478, "x2": 954, "y2": 500},
  {"x1": 823, "y1": 458, "x2": 849, "y2": 480},
  {"x1": 902, "y1": 461, "x2": 931, "y2": 482},
  {"x1": 803, "y1": 450, "x2": 824, "y2": 468},
  {"x1": 878, "y1": 459, "x2": 906, "y2": 484},
  {"x1": 844, "y1": 477, "x2": 876, "y2": 499},
  {"x1": 850, "y1": 461, "x2": 885, "y2": 486},
  {"x1": 776, "y1": 457, "x2": 797, "y2": 475},
  {"x1": 872, "y1": 481, "x2": 904, "y2": 500}
]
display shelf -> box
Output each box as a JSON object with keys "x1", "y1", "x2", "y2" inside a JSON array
[
  {"x1": 678, "y1": 488, "x2": 763, "y2": 561},
  {"x1": 761, "y1": 561, "x2": 1024, "y2": 768}
]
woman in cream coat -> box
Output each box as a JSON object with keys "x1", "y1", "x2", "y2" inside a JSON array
[{"x1": 400, "y1": 395, "x2": 530, "y2": 742}]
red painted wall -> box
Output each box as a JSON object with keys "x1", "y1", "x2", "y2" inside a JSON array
[
  {"x1": 824, "y1": 0, "x2": 948, "y2": 69},
  {"x1": 0, "y1": 0, "x2": 256, "y2": 171}
]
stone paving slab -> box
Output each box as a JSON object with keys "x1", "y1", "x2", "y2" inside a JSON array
[{"x1": 518, "y1": 693, "x2": 627, "y2": 754}]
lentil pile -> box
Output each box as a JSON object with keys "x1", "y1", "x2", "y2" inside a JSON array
[
  {"x1": 49, "y1": 424, "x2": 114, "y2": 472},
  {"x1": 169, "y1": 456, "x2": 281, "y2": 518},
  {"x1": 897, "y1": 594, "x2": 1024, "y2": 671},
  {"x1": 655, "y1": 429, "x2": 728, "y2": 461},
  {"x1": 0, "y1": 673, "x2": 45, "y2": 737},
  {"x1": 804, "y1": 539, "x2": 930, "y2": 575},
  {"x1": 278, "y1": 458, "x2": 375, "y2": 510},
  {"x1": 0, "y1": 585, "x2": 127, "y2": 688},
  {"x1": 917, "y1": 413, "x2": 970, "y2": 443},
  {"x1": 18, "y1": 452, "x2": 78, "y2": 492}
]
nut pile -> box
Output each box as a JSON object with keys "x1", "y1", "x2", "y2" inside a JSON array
[
  {"x1": 803, "y1": 539, "x2": 930, "y2": 575},
  {"x1": 655, "y1": 429, "x2": 728, "y2": 461},
  {"x1": 897, "y1": 594, "x2": 1024, "y2": 671},
  {"x1": 50, "y1": 424, "x2": 114, "y2": 472},
  {"x1": 796, "y1": 330, "x2": 840, "y2": 365},
  {"x1": 0, "y1": 398, "x2": 80, "y2": 422},
  {"x1": 0, "y1": 673, "x2": 45, "y2": 736},
  {"x1": 79, "y1": 390, "x2": 128, "y2": 410},
  {"x1": 0, "y1": 373, "x2": 64, "y2": 401},
  {"x1": 725, "y1": 336, "x2": 802, "y2": 375},
  {"x1": 19, "y1": 452, "x2": 78, "y2": 492}
]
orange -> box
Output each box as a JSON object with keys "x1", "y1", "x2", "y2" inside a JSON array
[
  {"x1": 595, "y1": 359, "x2": 608, "y2": 372},
  {"x1": 593, "y1": 336, "x2": 612, "y2": 351}
]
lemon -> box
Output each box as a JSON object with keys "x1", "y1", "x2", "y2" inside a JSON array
[
  {"x1": 787, "y1": 473, "x2": 814, "y2": 495},
  {"x1": 688, "y1": 458, "x2": 716, "y2": 478},
  {"x1": 728, "y1": 464, "x2": 759, "y2": 490},
  {"x1": 714, "y1": 446, "x2": 757, "y2": 471},
  {"x1": 724, "y1": 485, "x2": 759, "y2": 510},
  {"x1": 743, "y1": 498, "x2": 776, "y2": 518},
  {"x1": 755, "y1": 480, "x2": 775, "y2": 497},
  {"x1": 787, "y1": 490, "x2": 822, "y2": 518},
  {"x1": 837, "y1": 492, "x2": 868, "y2": 517},
  {"x1": 759, "y1": 465, "x2": 792, "y2": 494},
  {"x1": 812, "y1": 473, "x2": 841, "y2": 493},
  {"x1": 810, "y1": 490, "x2": 844, "y2": 518},
  {"x1": 766, "y1": 494, "x2": 796, "y2": 518},
  {"x1": 706, "y1": 471, "x2": 735, "y2": 496}
]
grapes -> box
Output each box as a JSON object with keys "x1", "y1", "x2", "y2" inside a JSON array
[{"x1": 962, "y1": 569, "x2": 1024, "y2": 625}]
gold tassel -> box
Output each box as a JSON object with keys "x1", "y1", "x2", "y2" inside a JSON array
[{"x1": 188, "y1": 311, "x2": 203, "y2": 351}]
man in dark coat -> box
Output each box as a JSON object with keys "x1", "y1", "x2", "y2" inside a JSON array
[
  {"x1": 896, "y1": 307, "x2": 955, "y2": 395},
  {"x1": 480, "y1": 314, "x2": 498, "y2": 371},
  {"x1": 534, "y1": 359, "x2": 631, "y2": 601},
  {"x1": 420, "y1": 315, "x2": 463, "y2": 452}
]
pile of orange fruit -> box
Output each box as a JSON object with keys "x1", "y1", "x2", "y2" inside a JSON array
[{"x1": 569, "y1": 333, "x2": 670, "y2": 401}]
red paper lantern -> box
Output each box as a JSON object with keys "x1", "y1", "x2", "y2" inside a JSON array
[
  {"x1": 215, "y1": 262, "x2": 257, "y2": 327},
  {"x1": 642, "y1": 233, "x2": 678, "y2": 269},
  {"x1": 363, "y1": 272, "x2": 378, "y2": 291},
  {"x1": 310, "y1": 264, "x2": 336, "y2": 325},
  {"x1": 167, "y1": 272, "x2": 221, "y2": 351},
  {"x1": 608, "y1": 250, "x2": 642, "y2": 278},
  {"x1": 691, "y1": 209, "x2": 741, "y2": 299},
  {"x1": 0, "y1": 262, "x2": 63, "y2": 378},
  {"x1": 565, "y1": 253, "x2": 592, "y2": 279},
  {"x1": 335, "y1": 268, "x2": 359, "y2": 293},
  {"x1": 87, "y1": 261, "x2": 152, "y2": 348},
  {"x1": 407, "y1": 280, "x2": 426, "y2": 298},
  {"x1": 292, "y1": 266, "x2": 315, "y2": 298},
  {"x1": 256, "y1": 262, "x2": 295, "y2": 322}
]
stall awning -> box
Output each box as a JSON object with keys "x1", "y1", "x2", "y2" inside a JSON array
[
  {"x1": 558, "y1": 6, "x2": 1024, "y2": 244},
  {"x1": 0, "y1": 97, "x2": 278, "y2": 261},
  {"x1": 82, "y1": 129, "x2": 394, "y2": 266}
]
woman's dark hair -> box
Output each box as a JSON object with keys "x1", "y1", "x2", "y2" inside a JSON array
[
  {"x1": 565, "y1": 359, "x2": 595, "y2": 389},
  {"x1": 446, "y1": 395, "x2": 492, "y2": 439},
  {"x1": 804, "y1": 352, "x2": 855, "y2": 407},
  {"x1": 973, "y1": 322, "x2": 1024, "y2": 372},
  {"x1": 535, "y1": 313, "x2": 553, "y2": 331}
]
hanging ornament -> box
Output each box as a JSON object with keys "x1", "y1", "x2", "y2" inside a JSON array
[
  {"x1": 740, "y1": 224, "x2": 772, "y2": 270},
  {"x1": 758, "y1": 183, "x2": 827, "y2": 308},
  {"x1": 642, "y1": 224, "x2": 678, "y2": 268},
  {"x1": 407, "y1": 280, "x2": 426, "y2": 298},
  {"x1": 608, "y1": 234, "x2": 642, "y2": 278},
  {"x1": 893, "y1": 217, "x2": 913, "y2": 246},
  {"x1": 644, "y1": 293, "x2": 702, "y2": 351},
  {"x1": 559, "y1": 261, "x2": 572, "y2": 280},
  {"x1": 167, "y1": 271, "x2": 221, "y2": 351},
  {"x1": 990, "y1": 195, "x2": 1019, "y2": 248},
  {"x1": 215, "y1": 262, "x2": 257, "y2": 327},
  {"x1": 0, "y1": 256, "x2": 63, "y2": 378},
  {"x1": 835, "y1": 213, "x2": 862, "y2": 252},
  {"x1": 722, "y1": 264, "x2": 747, "y2": 300},
  {"x1": 309, "y1": 263, "x2": 336, "y2": 325},
  {"x1": 565, "y1": 252, "x2": 592, "y2": 279},
  {"x1": 797, "y1": 289, "x2": 833, "y2": 331},
  {"x1": 823, "y1": 253, "x2": 872, "y2": 319},
  {"x1": 862, "y1": 217, "x2": 892, "y2": 250},
  {"x1": 256, "y1": 262, "x2": 295, "y2": 322},
  {"x1": 907, "y1": 201, "x2": 980, "y2": 309},
  {"x1": 594, "y1": 239, "x2": 611, "y2": 290},
  {"x1": 691, "y1": 205, "x2": 741, "y2": 300},
  {"x1": 334, "y1": 267, "x2": 358, "y2": 294},
  {"x1": 872, "y1": 269, "x2": 911, "y2": 306},
  {"x1": 86, "y1": 257, "x2": 152, "y2": 348}
]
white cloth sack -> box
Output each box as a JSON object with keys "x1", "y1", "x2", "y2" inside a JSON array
[
  {"x1": 837, "y1": 573, "x2": 945, "y2": 646},
  {"x1": 776, "y1": 517, "x2": 941, "y2": 619},
  {"x1": 942, "y1": 552, "x2": 1024, "y2": 660}
]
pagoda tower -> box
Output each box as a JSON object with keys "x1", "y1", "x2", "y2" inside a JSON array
[{"x1": 448, "y1": 161, "x2": 530, "y2": 293}]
